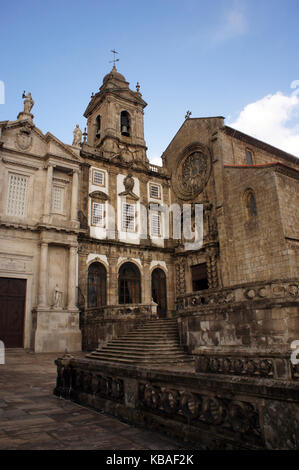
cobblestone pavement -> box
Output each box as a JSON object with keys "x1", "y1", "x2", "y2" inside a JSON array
[{"x1": 0, "y1": 350, "x2": 194, "y2": 450}]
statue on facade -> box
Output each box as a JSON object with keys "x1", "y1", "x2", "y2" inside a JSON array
[
  {"x1": 72, "y1": 124, "x2": 82, "y2": 147},
  {"x1": 22, "y1": 91, "x2": 34, "y2": 114},
  {"x1": 53, "y1": 284, "x2": 63, "y2": 309}
]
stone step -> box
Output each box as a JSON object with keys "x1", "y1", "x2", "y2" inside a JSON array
[
  {"x1": 105, "y1": 341, "x2": 180, "y2": 349},
  {"x1": 99, "y1": 347, "x2": 185, "y2": 355},
  {"x1": 87, "y1": 351, "x2": 193, "y2": 363},
  {"x1": 87, "y1": 318, "x2": 192, "y2": 365}
]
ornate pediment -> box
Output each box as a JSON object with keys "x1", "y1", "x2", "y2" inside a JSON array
[{"x1": 89, "y1": 190, "x2": 109, "y2": 201}]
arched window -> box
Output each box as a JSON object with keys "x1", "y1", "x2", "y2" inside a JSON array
[
  {"x1": 96, "y1": 115, "x2": 101, "y2": 139},
  {"x1": 118, "y1": 262, "x2": 141, "y2": 304},
  {"x1": 244, "y1": 189, "x2": 258, "y2": 219},
  {"x1": 120, "y1": 111, "x2": 130, "y2": 136},
  {"x1": 87, "y1": 262, "x2": 107, "y2": 308}
]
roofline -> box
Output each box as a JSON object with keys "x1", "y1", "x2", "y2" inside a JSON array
[
  {"x1": 224, "y1": 162, "x2": 299, "y2": 179},
  {"x1": 223, "y1": 126, "x2": 299, "y2": 167},
  {"x1": 162, "y1": 116, "x2": 225, "y2": 157}
]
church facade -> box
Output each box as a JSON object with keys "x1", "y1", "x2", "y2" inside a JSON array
[{"x1": 0, "y1": 66, "x2": 298, "y2": 354}]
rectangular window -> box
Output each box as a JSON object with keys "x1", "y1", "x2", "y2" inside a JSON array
[
  {"x1": 245, "y1": 150, "x2": 253, "y2": 165},
  {"x1": 92, "y1": 202, "x2": 105, "y2": 226},
  {"x1": 151, "y1": 211, "x2": 161, "y2": 236},
  {"x1": 150, "y1": 183, "x2": 161, "y2": 199},
  {"x1": 122, "y1": 203, "x2": 135, "y2": 232},
  {"x1": 191, "y1": 263, "x2": 209, "y2": 291},
  {"x1": 51, "y1": 186, "x2": 64, "y2": 213},
  {"x1": 6, "y1": 173, "x2": 28, "y2": 217},
  {"x1": 92, "y1": 169, "x2": 105, "y2": 186}
]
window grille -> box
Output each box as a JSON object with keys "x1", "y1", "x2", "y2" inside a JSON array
[
  {"x1": 151, "y1": 211, "x2": 161, "y2": 236},
  {"x1": 150, "y1": 183, "x2": 161, "y2": 199},
  {"x1": 93, "y1": 170, "x2": 105, "y2": 186},
  {"x1": 51, "y1": 186, "x2": 64, "y2": 213},
  {"x1": 122, "y1": 203, "x2": 135, "y2": 231},
  {"x1": 92, "y1": 202, "x2": 105, "y2": 226},
  {"x1": 6, "y1": 173, "x2": 28, "y2": 217}
]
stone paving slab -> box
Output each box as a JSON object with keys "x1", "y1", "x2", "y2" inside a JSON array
[{"x1": 0, "y1": 350, "x2": 196, "y2": 450}]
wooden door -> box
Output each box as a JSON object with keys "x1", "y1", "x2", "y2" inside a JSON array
[{"x1": 0, "y1": 278, "x2": 26, "y2": 348}]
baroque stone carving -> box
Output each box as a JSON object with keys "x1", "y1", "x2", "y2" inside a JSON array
[
  {"x1": 22, "y1": 91, "x2": 34, "y2": 114},
  {"x1": 175, "y1": 262, "x2": 186, "y2": 296},
  {"x1": 52, "y1": 284, "x2": 63, "y2": 309},
  {"x1": 72, "y1": 124, "x2": 82, "y2": 147},
  {"x1": 172, "y1": 143, "x2": 212, "y2": 200},
  {"x1": 118, "y1": 173, "x2": 139, "y2": 200},
  {"x1": 16, "y1": 126, "x2": 33, "y2": 150},
  {"x1": 195, "y1": 355, "x2": 274, "y2": 378},
  {"x1": 139, "y1": 383, "x2": 261, "y2": 439}
]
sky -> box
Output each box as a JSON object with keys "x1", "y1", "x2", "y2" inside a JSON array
[{"x1": 1, "y1": 0, "x2": 299, "y2": 164}]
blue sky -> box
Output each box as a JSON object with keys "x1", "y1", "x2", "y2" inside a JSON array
[{"x1": 1, "y1": 0, "x2": 299, "y2": 161}]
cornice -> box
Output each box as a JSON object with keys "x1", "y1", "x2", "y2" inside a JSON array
[{"x1": 1, "y1": 156, "x2": 40, "y2": 170}]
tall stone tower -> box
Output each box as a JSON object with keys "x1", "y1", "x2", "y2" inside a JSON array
[{"x1": 83, "y1": 65, "x2": 148, "y2": 164}]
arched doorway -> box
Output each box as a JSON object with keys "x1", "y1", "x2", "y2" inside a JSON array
[
  {"x1": 151, "y1": 268, "x2": 167, "y2": 317},
  {"x1": 87, "y1": 262, "x2": 107, "y2": 308},
  {"x1": 118, "y1": 262, "x2": 141, "y2": 304}
]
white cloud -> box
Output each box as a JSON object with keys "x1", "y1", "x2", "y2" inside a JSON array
[
  {"x1": 212, "y1": 2, "x2": 247, "y2": 44},
  {"x1": 148, "y1": 155, "x2": 163, "y2": 166},
  {"x1": 229, "y1": 91, "x2": 299, "y2": 157}
]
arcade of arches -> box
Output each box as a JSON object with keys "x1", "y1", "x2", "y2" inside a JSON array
[{"x1": 86, "y1": 261, "x2": 167, "y2": 317}]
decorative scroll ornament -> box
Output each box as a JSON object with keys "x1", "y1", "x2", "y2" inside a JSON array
[{"x1": 172, "y1": 143, "x2": 212, "y2": 200}]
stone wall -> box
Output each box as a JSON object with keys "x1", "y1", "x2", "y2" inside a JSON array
[
  {"x1": 176, "y1": 279, "x2": 299, "y2": 355},
  {"x1": 220, "y1": 166, "x2": 291, "y2": 286},
  {"x1": 54, "y1": 355, "x2": 299, "y2": 449}
]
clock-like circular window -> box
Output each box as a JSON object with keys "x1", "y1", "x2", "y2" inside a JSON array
[{"x1": 172, "y1": 143, "x2": 212, "y2": 200}]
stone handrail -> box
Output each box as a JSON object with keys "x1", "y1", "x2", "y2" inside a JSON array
[
  {"x1": 176, "y1": 278, "x2": 299, "y2": 312},
  {"x1": 84, "y1": 303, "x2": 155, "y2": 320}
]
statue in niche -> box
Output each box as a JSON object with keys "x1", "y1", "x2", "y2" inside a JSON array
[
  {"x1": 72, "y1": 124, "x2": 82, "y2": 146},
  {"x1": 22, "y1": 91, "x2": 34, "y2": 114},
  {"x1": 53, "y1": 284, "x2": 63, "y2": 309}
]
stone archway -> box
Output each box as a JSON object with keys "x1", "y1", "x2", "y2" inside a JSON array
[
  {"x1": 151, "y1": 268, "x2": 167, "y2": 318},
  {"x1": 87, "y1": 262, "x2": 107, "y2": 308},
  {"x1": 118, "y1": 262, "x2": 141, "y2": 304}
]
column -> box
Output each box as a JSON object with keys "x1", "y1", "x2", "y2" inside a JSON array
[
  {"x1": 70, "y1": 169, "x2": 79, "y2": 221},
  {"x1": 108, "y1": 255, "x2": 118, "y2": 304},
  {"x1": 38, "y1": 242, "x2": 48, "y2": 308},
  {"x1": 44, "y1": 164, "x2": 54, "y2": 217},
  {"x1": 143, "y1": 260, "x2": 152, "y2": 304},
  {"x1": 68, "y1": 246, "x2": 77, "y2": 310}
]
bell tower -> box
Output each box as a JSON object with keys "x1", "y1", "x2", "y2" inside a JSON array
[{"x1": 83, "y1": 65, "x2": 148, "y2": 163}]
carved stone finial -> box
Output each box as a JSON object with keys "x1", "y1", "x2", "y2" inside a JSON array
[
  {"x1": 83, "y1": 127, "x2": 87, "y2": 143},
  {"x1": 185, "y1": 110, "x2": 192, "y2": 120},
  {"x1": 136, "y1": 82, "x2": 140, "y2": 93}
]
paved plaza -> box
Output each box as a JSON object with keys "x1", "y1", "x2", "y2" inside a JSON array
[{"x1": 0, "y1": 350, "x2": 194, "y2": 450}]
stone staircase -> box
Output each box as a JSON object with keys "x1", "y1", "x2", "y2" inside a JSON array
[{"x1": 86, "y1": 318, "x2": 193, "y2": 365}]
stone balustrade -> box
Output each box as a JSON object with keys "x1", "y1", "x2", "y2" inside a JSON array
[
  {"x1": 176, "y1": 278, "x2": 299, "y2": 312},
  {"x1": 54, "y1": 354, "x2": 299, "y2": 449}
]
